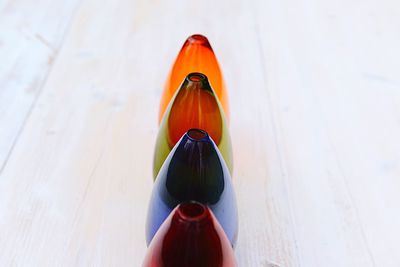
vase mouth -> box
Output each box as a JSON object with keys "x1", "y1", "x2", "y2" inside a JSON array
[
  {"x1": 177, "y1": 202, "x2": 207, "y2": 222},
  {"x1": 188, "y1": 34, "x2": 209, "y2": 44},
  {"x1": 187, "y1": 72, "x2": 207, "y2": 83},
  {"x1": 187, "y1": 128, "x2": 209, "y2": 141}
]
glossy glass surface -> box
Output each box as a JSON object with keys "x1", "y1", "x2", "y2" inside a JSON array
[
  {"x1": 143, "y1": 202, "x2": 237, "y2": 267},
  {"x1": 153, "y1": 73, "x2": 232, "y2": 178},
  {"x1": 147, "y1": 129, "x2": 238, "y2": 246},
  {"x1": 159, "y1": 34, "x2": 229, "y2": 124}
]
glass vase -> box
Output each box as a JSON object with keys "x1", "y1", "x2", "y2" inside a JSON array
[
  {"x1": 158, "y1": 34, "x2": 229, "y2": 124},
  {"x1": 153, "y1": 72, "x2": 232, "y2": 178},
  {"x1": 147, "y1": 129, "x2": 238, "y2": 247},
  {"x1": 143, "y1": 202, "x2": 237, "y2": 267}
]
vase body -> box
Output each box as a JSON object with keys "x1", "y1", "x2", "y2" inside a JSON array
[
  {"x1": 159, "y1": 34, "x2": 229, "y2": 124},
  {"x1": 143, "y1": 202, "x2": 237, "y2": 267},
  {"x1": 153, "y1": 72, "x2": 232, "y2": 178},
  {"x1": 147, "y1": 129, "x2": 238, "y2": 247}
]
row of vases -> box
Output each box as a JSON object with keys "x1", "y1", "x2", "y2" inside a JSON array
[{"x1": 143, "y1": 34, "x2": 238, "y2": 266}]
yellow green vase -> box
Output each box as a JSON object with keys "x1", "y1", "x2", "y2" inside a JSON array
[{"x1": 153, "y1": 72, "x2": 232, "y2": 179}]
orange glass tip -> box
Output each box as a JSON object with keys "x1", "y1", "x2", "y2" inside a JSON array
[{"x1": 158, "y1": 34, "x2": 229, "y2": 124}]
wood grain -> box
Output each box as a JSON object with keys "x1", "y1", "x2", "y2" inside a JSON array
[
  {"x1": 0, "y1": 0, "x2": 80, "y2": 169},
  {"x1": 0, "y1": 0, "x2": 399, "y2": 266}
]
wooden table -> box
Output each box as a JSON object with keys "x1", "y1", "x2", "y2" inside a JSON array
[{"x1": 1, "y1": 0, "x2": 399, "y2": 266}]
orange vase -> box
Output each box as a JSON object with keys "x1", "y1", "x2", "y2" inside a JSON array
[{"x1": 159, "y1": 34, "x2": 229, "y2": 124}]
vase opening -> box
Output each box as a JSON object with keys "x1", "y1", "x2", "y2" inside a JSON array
[
  {"x1": 188, "y1": 72, "x2": 206, "y2": 82},
  {"x1": 188, "y1": 34, "x2": 209, "y2": 45},
  {"x1": 187, "y1": 128, "x2": 208, "y2": 141},
  {"x1": 178, "y1": 202, "x2": 207, "y2": 221}
]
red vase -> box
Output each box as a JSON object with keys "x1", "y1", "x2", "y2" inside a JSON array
[
  {"x1": 143, "y1": 202, "x2": 237, "y2": 267},
  {"x1": 158, "y1": 34, "x2": 229, "y2": 124}
]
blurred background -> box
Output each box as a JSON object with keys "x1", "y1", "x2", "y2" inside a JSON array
[{"x1": 0, "y1": 0, "x2": 399, "y2": 266}]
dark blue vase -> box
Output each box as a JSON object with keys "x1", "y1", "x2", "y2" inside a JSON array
[{"x1": 146, "y1": 128, "x2": 238, "y2": 247}]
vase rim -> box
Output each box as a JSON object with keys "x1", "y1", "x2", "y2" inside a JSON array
[
  {"x1": 188, "y1": 34, "x2": 209, "y2": 44},
  {"x1": 187, "y1": 72, "x2": 207, "y2": 83},
  {"x1": 186, "y1": 128, "x2": 209, "y2": 141},
  {"x1": 177, "y1": 202, "x2": 208, "y2": 222}
]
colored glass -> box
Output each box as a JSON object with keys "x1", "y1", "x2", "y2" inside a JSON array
[
  {"x1": 143, "y1": 202, "x2": 237, "y2": 267},
  {"x1": 153, "y1": 73, "x2": 233, "y2": 178},
  {"x1": 147, "y1": 129, "x2": 238, "y2": 246},
  {"x1": 159, "y1": 34, "x2": 229, "y2": 124}
]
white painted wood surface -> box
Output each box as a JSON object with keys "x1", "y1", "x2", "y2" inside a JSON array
[{"x1": 0, "y1": 0, "x2": 399, "y2": 266}]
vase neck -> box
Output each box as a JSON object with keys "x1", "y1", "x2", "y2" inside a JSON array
[{"x1": 167, "y1": 73, "x2": 224, "y2": 148}]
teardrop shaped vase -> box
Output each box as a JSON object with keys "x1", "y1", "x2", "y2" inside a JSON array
[
  {"x1": 159, "y1": 34, "x2": 229, "y2": 124},
  {"x1": 147, "y1": 129, "x2": 238, "y2": 247},
  {"x1": 143, "y1": 202, "x2": 237, "y2": 267},
  {"x1": 153, "y1": 72, "x2": 233, "y2": 178}
]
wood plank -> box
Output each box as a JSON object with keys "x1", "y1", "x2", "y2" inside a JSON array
[
  {"x1": 254, "y1": 0, "x2": 400, "y2": 266},
  {"x1": 0, "y1": 0, "x2": 80, "y2": 168},
  {"x1": 303, "y1": 1, "x2": 400, "y2": 265},
  {"x1": 0, "y1": 0, "x2": 176, "y2": 265},
  {"x1": 222, "y1": 4, "x2": 300, "y2": 267}
]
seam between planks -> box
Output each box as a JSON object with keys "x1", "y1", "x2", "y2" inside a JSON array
[
  {"x1": 0, "y1": 0, "x2": 84, "y2": 176},
  {"x1": 304, "y1": 0, "x2": 378, "y2": 263},
  {"x1": 251, "y1": 2, "x2": 302, "y2": 266},
  {"x1": 325, "y1": 130, "x2": 377, "y2": 267}
]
